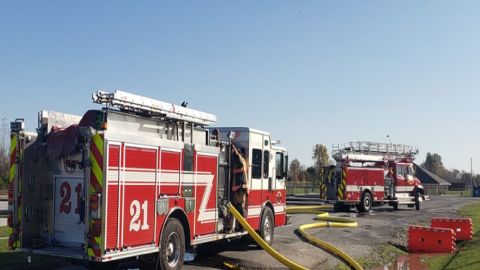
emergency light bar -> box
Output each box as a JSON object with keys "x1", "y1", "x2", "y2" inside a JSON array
[{"x1": 92, "y1": 90, "x2": 217, "y2": 126}]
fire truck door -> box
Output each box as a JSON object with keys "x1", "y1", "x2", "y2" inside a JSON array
[
  {"x1": 54, "y1": 176, "x2": 85, "y2": 247},
  {"x1": 326, "y1": 168, "x2": 339, "y2": 200},
  {"x1": 261, "y1": 136, "x2": 273, "y2": 195}
]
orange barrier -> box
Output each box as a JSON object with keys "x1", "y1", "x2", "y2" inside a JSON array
[
  {"x1": 408, "y1": 225, "x2": 456, "y2": 253},
  {"x1": 431, "y1": 217, "x2": 473, "y2": 241}
]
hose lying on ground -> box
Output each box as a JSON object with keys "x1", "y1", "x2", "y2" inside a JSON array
[{"x1": 226, "y1": 203, "x2": 363, "y2": 270}]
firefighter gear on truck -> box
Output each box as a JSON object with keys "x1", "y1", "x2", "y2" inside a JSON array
[
  {"x1": 384, "y1": 167, "x2": 394, "y2": 199},
  {"x1": 228, "y1": 144, "x2": 249, "y2": 231}
]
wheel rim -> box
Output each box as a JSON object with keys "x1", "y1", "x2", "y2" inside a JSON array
[
  {"x1": 263, "y1": 215, "x2": 272, "y2": 243},
  {"x1": 364, "y1": 196, "x2": 371, "y2": 209},
  {"x1": 166, "y1": 232, "x2": 181, "y2": 267}
]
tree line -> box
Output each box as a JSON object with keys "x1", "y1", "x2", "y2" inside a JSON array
[
  {"x1": 422, "y1": 152, "x2": 479, "y2": 187},
  {"x1": 288, "y1": 144, "x2": 330, "y2": 182}
]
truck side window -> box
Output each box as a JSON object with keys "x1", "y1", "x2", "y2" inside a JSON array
[
  {"x1": 276, "y1": 153, "x2": 284, "y2": 179},
  {"x1": 252, "y1": 149, "x2": 262, "y2": 179},
  {"x1": 407, "y1": 165, "x2": 414, "y2": 176},
  {"x1": 183, "y1": 144, "x2": 194, "y2": 171},
  {"x1": 263, "y1": 151, "x2": 270, "y2": 178}
]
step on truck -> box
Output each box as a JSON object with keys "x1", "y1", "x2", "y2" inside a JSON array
[
  {"x1": 7, "y1": 90, "x2": 288, "y2": 270},
  {"x1": 320, "y1": 141, "x2": 429, "y2": 212}
]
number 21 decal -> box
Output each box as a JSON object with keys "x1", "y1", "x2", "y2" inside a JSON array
[
  {"x1": 129, "y1": 200, "x2": 149, "y2": 232},
  {"x1": 59, "y1": 182, "x2": 82, "y2": 214}
]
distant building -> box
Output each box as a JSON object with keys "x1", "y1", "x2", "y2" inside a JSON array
[{"x1": 414, "y1": 164, "x2": 451, "y2": 196}]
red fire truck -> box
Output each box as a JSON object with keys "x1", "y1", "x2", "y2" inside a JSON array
[
  {"x1": 320, "y1": 142, "x2": 428, "y2": 212},
  {"x1": 7, "y1": 90, "x2": 288, "y2": 270}
]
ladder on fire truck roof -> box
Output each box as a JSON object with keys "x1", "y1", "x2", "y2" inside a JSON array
[
  {"x1": 332, "y1": 141, "x2": 418, "y2": 162},
  {"x1": 92, "y1": 90, "x2": 217, "y2": 126}
]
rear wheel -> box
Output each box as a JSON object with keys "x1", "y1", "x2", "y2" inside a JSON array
[
  {"x1": 357, "y1": 192, "x2": 372, "y2": 212},
  {"x1": 260, "y1": 207, "x2": 274, "y2": 246}
]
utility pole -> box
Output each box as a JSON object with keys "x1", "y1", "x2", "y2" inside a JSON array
[{"x1": 471, "y1": 157, "x2": 474, "y2": 196}]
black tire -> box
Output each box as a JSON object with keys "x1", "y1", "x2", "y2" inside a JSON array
[
  {"x1": 357, "y1": 192, "x2": 372, "y2": 212},
  {"x1": 260, "y1": 207, "x2": 274, "y2": 246},
  {"x1": 139, "y1": 253, "x2": 158, "y2": 270},
  {"x1": 392, "y1": 202, "x2": 398, "y2": 211},
  {"x1": 158, "y1": 218, "x2": 185, "y2": 270}
]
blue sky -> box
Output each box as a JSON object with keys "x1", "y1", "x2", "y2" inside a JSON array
[{"x1": 1, "y1": 1, "x2": 479, "y2": 173}]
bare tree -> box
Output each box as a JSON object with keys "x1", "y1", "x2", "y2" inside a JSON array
[
  {"x1": 312, "y1": 144, "x2": 329, "y2": 179},
  {"x1": 288, "y1": 159, "x2": 301, "y2": 182}
]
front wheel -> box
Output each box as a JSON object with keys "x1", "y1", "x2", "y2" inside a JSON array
[
  {"x1": 260, "y1": 207, "x2": 274, "y2": 246},
  {"x1": 414, "y1": 191, "x2": 422, "y2": 211},
  {"x1": 159, "y1": 218, "x2": 185, "y2": 270},
  {"x1": 392, "y1": 202, "x2": 398, "y2": 211}
]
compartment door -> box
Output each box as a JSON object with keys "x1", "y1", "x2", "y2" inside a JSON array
[
  {"x1": 121, "y1": 146, "x2": 157, "y2": 248},
  {"x1": 54, "y1": 176, "x2": 85, "y2": 247}
]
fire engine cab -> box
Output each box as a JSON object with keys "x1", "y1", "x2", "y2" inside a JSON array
[
  {"x1": 320, "y1": 142, "x2": 428, "y2": 212},
  {"x1": 7, "y1": 90, "x2": 288, "y2": 270}
]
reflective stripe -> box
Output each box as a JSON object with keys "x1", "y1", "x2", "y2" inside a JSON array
[
  {"x1": 337, "y1": 168, "x2": 347, "y2": 200},
  {"x1": 9, "y1": 165, "x2": 16, "y2": 183},
  {"x1": 9, "y1": 134, "x2": 18, "y2": 156},
  {"x1": 90, "y1": 152, "x2": 103, "y2": 189},
  {"x1": 88, "y1": 133, "x2": 104, "y2": 258},
  {"x1": 8, "y1": 134, "x2": 21, "y2": 250},
  {"x1": 92, "y1": 133, "x2": 104, "y2": 157}
]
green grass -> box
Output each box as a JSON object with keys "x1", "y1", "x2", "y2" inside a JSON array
[
  {"x1": 0, "y1": 226, "x2": 9, "y2": 252},
  {"x1": 441, "y1": 189, "x2": 473, "y2": 197},
  {"x1": 335, "y1": 244, "x2": 406, "y2": 270},
  {"x1": 425, "y1": 200, "x2": 480, "y2": 270},
  {"x1": 287, "y1": 187, "x2": 320, "y2": 196},
  {"x1": 0, "y1": 226, "x2": 9, "y2": 237}
]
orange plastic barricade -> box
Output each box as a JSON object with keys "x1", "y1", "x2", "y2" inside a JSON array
[
  {"x1": 431, "y1": 217, "x2": 473, "y2": 241},
  {"x1": 408, "y1": 225, "x2": 456, "y2": 253}
]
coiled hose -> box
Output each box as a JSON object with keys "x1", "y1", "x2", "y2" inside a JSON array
[{"x1": 227, "y1": 203, "x2": 363, "y2": 270}]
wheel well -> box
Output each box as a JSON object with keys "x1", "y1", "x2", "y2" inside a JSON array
[
  {"x1": 261, "y1": 201, "x2": 275, "y2": 226},
  {"x1": 362, "y1": 189, "x2": 373, "y2": 201},
  {"x1": 168, "y1": 209, "x2": 191, "y2": 248},
  {"x1": 263, "y1": 201, "x2": 275, "y2": 216}
]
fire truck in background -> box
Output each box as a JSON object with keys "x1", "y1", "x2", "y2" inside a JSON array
[
  {"x1": 320, "y1": 141, "x2": 428, "y2": 212},
  {"x1": 7, "y1": 90, "x2": 288, "y2": 270}
]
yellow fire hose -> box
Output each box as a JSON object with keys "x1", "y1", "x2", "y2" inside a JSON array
[{"x1": 226, "y1": 203, "x2": 363, "y2": 270}]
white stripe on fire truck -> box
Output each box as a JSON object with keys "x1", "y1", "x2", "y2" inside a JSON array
[
  {"x1": 274, "y1": 205, "x2": 285, "y2": 213},
  {"x1": 107, "y1": 171, "x2": 213, "y2": 183},
  {"x1": 345, "y1": 185, "x2": 415, "y2": 193},
  {"x1": 394, "y1": 186, "x2": 416, "y2": 192}
]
